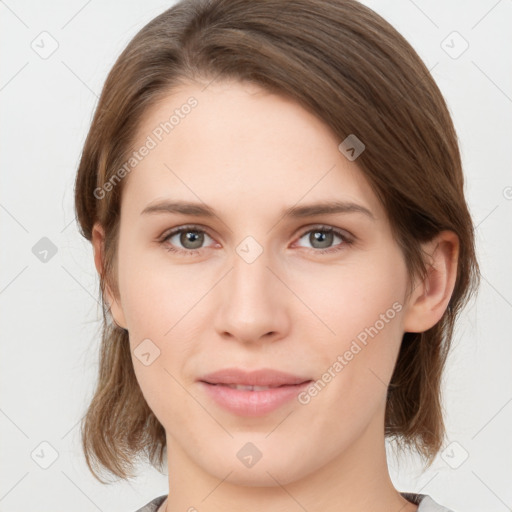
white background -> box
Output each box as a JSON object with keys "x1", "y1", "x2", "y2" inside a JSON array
[{"x1": 1, "y1": 1, "x2": 511, "y2": 511}]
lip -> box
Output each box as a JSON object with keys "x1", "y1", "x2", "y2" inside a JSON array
[
  {"x1": 198, "y1": 368, "x2": 312, "y2": 416},
  {"x1": 199, "y1": 368, "x2": 311, "y2": 387}
]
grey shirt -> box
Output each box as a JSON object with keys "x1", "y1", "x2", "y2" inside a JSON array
[{"x1": 133, "y1": 492, "x2": 455, "y2": 511}]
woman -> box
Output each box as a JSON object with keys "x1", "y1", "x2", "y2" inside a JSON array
[{"x1": 74, "y1": 1, "x2": 479, "y2": 511}]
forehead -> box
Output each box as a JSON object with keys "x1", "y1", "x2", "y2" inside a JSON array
[{"x1": 122, "y1": 79, "x2": 385, "y2": 223}]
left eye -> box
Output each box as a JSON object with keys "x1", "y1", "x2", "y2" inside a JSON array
[{"x1": 295, "y1": 226, "x2": 350, "y2": 252}]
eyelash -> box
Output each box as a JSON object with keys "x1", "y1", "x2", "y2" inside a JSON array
[{"x1": 159, "y1": 224, "x2": 354, "y2": 256}]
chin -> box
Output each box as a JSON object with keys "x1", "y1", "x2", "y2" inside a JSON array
[{"x1": 194, "y1": 437, "x2": 318, "y2": 488}]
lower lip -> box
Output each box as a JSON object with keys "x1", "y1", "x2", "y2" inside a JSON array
[{"x1": 199, "y1": 381, "x2": 312, "y2": 416}]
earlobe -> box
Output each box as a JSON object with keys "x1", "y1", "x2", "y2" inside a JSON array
[
  {"x1": 402, "y1": 231, "x2": 459, "y2": 333},
  {"x1": 91, "y1": 222, "x2": 128, "y2": 330}
]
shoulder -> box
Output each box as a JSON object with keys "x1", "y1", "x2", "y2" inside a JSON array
[
  {"x1": 401, "y1": 492, "x2": 457, "y2": 512},
  {"x1": 132, "y1": 494, "x2": 167, "y2": 512}
]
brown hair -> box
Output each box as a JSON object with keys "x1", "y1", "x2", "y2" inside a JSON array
[{"x1": 74, "y1": 0, "x2": 480, "y2": 483}]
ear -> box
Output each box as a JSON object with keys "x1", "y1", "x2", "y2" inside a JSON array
[
  {"x1": 91, "y1": 222, "x2": 127, "y2": 330},
  {"x1": 402, "y1": 230, "x2": 459, "y2": 333}
]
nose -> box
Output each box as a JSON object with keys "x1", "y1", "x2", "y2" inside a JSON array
[{"x1": 213, "y1": 246, "x2": 291, "y2": 345}]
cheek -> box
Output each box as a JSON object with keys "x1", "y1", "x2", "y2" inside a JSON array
[
  {"x1": 295, "y1": 255, "x2": 405, "y2": 329},
  {"x1": 116, "y1": 245, "x2": 217, "y2": 401},
  {"x1": 117, "y1": 240, "x2": 212, "y2": 337},
  {"x1": 119, "y1": 264, "x2": 201, "y2": 423},
  {"x1": 289, "y1": 266, "x2": 407, "y2": 435},
  {"x1": 289, "y1": 253, "x2": 407, "y2": 376}
]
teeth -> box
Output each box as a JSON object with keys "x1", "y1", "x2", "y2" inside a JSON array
[{"x1": 226, "y1": 384, "x2": 272, "y2": 391}]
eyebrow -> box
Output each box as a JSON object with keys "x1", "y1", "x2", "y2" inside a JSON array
[{"x1": 141, "y1": 199, "x2": 375, "y2": 221}]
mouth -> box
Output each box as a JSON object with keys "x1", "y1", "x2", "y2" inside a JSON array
[
  {"x1": 199, "y1": 367, "x2": 312, "y2": 388},
  {"x1": 197, "y1": 368, "x2": 313, "y2": 416}
]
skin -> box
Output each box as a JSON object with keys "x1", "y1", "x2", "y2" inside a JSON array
[{"x1": 92, "y1": 79, "x2": 459, "y2": 512}]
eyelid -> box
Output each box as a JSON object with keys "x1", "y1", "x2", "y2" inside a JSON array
[
  {"x1": 295, "y1": 223, "x2": 354, "y2": 242},
  {"x1": 160, "y1": 222, "x2": 213, "y2": 236}
]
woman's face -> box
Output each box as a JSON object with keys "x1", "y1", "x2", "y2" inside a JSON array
[{"x1": 100, "y1": 79, "x2": 420, "y2": 485}]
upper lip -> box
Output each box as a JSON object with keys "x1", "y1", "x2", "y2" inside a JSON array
[{"x1": 199, "y1": 368, "x2": 312, "y2": 387}]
